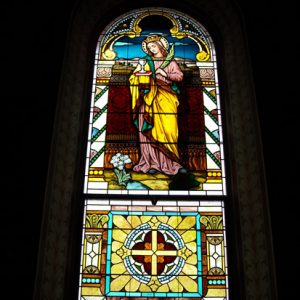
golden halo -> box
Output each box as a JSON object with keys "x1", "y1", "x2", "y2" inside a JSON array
[{"x1": 141, "y1": 35, "x2": 169, "y2": 54}]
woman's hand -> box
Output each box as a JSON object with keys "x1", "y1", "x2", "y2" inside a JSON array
[{"x1": 156, "y1": 68, "x2": 167, "y2": 77}]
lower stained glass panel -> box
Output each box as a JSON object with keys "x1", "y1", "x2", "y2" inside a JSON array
[{"x1": 78, "y1": 200, "x2": 229, "y2": 299}]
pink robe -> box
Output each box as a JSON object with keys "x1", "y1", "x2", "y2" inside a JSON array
[{"x1": 133, "y1": 60, "x2": 183, "y2": 175}]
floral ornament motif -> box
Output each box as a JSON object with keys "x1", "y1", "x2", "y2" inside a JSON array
[{"x1": 110, "y1": 153, "x2": 132, "y2": 186}]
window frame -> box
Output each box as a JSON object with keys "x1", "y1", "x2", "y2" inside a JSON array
[{"x1": 33, "y1": 1, "x2": 277, "y2": 300}]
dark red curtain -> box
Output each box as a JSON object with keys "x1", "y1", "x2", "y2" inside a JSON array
[
  {"x1": 105, "y1": 84, "x2": 206, "y2": 170},
  {"x1": 106, "y1": 85, "x2": 205, "y2": 141}
]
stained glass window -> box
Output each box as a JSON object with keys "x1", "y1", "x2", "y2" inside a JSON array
[{"x1": 79, "y1": 7, "x2": 229, "y2": 299}]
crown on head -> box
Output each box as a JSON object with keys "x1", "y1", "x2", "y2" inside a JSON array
[{"x1": 143, "y1": 35, "x2": 161, "y2": 44}]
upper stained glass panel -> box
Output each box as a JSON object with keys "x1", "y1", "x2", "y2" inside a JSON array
[{"x1": 84, "y1": 8, "x2": 226, "y2": 196}]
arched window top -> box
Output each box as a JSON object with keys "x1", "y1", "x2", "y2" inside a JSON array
[
  {"x1": 99, "y1": 7, "x2": 214, "y2": 62},
  {"x1": 84, "y1": 7, "x2": 226, "y2": 196}
]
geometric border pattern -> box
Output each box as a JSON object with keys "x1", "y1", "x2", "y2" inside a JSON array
[{"x1": 78, "y1": 200, "x2": 229, "y2": 299}]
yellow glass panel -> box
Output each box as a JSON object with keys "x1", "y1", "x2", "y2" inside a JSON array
[
  {"x1": 177, "y1": 216, "x2": 196, "y2": 229},
  {"x1": 181, "y1": 230, "x2": 196, "y2": 243},
  {"x1": 81, "y1": 287, "x2": 102, "y2": 296},
  {"x1": 157, "y1": 216, "x2": 169, "y2": 224},
  {"x1": 82, "y1": 239, "x2": 87, "y2": 269},
  {"x1": 125, "y1": 278, "x2": 140, "y2": 292},
  {"x1": 112, "y1": 240, "x2": 123, "y2": 252},
  {"x1": 177, "y1": 275, "x2": 198, "y2": 292},
  {"x1": 186, "y1": 241, "x2": 197, "y2": 253},
  {"x1": 112, "y1": 229, "x2": 127, "y2": 242},
  {"x1": 110, "y1": 275, "x2": 131, "y2": 291},
  {"x1": 126, "y1": 215, "x2": 142, "y2": 228},
  {"x1": 168, "y1": 278, "x2": 183, "y2": 292},
  {"x1": 139, "y1": 283, "x2": 152, "y2": 292},
  {"x1": 111, "y1": 262, "x2": 126, "y2": 275},
  {"x1": 167, "y1": 216, "x2": 182, "y2": 228},
  {"x1": 206, "y1": 288, "x2": 226, "y2": 297},
  {"x1": 113, "y1": 215, "x2": 132, "y2": 229},
  {"x1": 182, "y1": 262, "x2": 198, "y2": 275},
  {"x1": 186, "y1": 253, "x2": 197, "y2": 265},
  {"x1": 157, "y1": 283, "x2": 170, "y2": 292},
  {"x1": 140, "y1": 216, "x2": 152, "y2": 223},
  {"x1": 111, "y1": 252, "x2": 122, "y2": 264}
]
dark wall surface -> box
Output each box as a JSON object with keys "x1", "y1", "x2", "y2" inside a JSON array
[{"x1": 2, "y1": 0, "x2": 297, "y2": 299}]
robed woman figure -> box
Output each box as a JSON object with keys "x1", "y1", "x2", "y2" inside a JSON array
[{"x1": 129, "y1": 35, "x2": 185, "y2": 175}]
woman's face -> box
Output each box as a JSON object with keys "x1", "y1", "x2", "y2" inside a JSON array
[{"x1": 147, "y1": 42, "x2": 161, "y2": 55}]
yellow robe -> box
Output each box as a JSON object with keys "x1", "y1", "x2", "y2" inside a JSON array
[{"x1": 129, "y1": 62, "x2": 180, "y2": 160}]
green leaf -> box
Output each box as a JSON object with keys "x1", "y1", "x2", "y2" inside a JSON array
[{"x1": 160, "y1": 44, "x2": 174, "y2": 69}]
